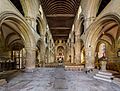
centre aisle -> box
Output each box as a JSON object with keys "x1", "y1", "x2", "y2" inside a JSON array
[{"x1": 0, "y1": 67, "x2": 120, "y2": 91}]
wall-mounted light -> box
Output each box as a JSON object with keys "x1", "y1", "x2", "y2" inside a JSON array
[{"x1": 102, "y1": 32, "x2": 105, "y2": 35}]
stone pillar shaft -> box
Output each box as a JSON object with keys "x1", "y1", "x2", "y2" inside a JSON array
[
  {"x1": 20, "y1": 0, "x2": 39, "y2": 31},
  {"x1": 75, "y1": 34, "x2": 81, "y2": 64},
  {"x1": 25, "y1": 47, "x2": 36, "y2": 70},
  {"x1": 85, "y1": 47, "x2": 95, "y2": 69},
  {"x1": 81, "y1": 0, "x2": 100, "y2": 30},
  {"x1": 84, "y1": 17, "x2": 95, "y2": 30}
]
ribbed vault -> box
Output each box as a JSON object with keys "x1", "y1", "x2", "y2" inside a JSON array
[{"x1": 40, "y1": 0, "x2": 81, "y2": 41}]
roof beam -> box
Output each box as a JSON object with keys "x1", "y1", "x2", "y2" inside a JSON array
[
  {"x1": 53, "y1": 34, "x2": 68, "y2": 37},
  {"x1": 53, "y1": 36, "x2": 68, "y2": 40},
  {"x1": 50, "y1": 27, "x2": 71, "y2": 30},
  {"x1": 46, "y1": 14, "x2": 75, "y2": 17}
]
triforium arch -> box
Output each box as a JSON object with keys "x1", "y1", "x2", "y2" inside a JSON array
[
  {"x1": 85, "y1": 13, "x2": 120, "y2": 69},
  {"x1": 0, "y1": 11, "x2": 36, "y2": 70}
]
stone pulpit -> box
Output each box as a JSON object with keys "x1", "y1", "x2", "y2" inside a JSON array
[
  {"x1": 99, "y1": 56, "x2": 108, "y2": 71},
  {"x1": 93, "y1": 56, "x2": 116, "y2": 82}
]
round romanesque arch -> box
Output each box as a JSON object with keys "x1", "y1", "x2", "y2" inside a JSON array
[{"x1": 0, "y1": 11, "x2": 36, "y2": 48}]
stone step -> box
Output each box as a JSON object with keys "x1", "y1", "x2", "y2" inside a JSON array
[
  {"x1": 98, "y1": 71, "x2": 113, "y2": 76},
  {"x1": 0, "y1": 79, "x2": 7, "y2": 86},
  {"x1": 93, "y1": 76, "x2": 112, "y2": 82},
  {"x1": 96, "y1": 73, "x2": 114, "y2": 79},
  {"x1": 113, "y1": 78, "x2": 120, "y2": 86},
  {"x1": 114, "y1": 78, "x2": 120, "y2": 81}
]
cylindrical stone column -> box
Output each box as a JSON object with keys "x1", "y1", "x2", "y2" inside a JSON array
[
  {"x1": 75, "y1": 34, "x2": 81, "y2": 64},
  {"x1": 85, "y1": 47, "x2": 95, "y2": 69},
  {"x1": 25, "y1": 47, "x2": 36, "y2": 72}
]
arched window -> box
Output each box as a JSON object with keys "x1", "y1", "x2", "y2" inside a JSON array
[
  {"x1": 50, "y1": 40, "x2": 52, "y2": 48},
  {"x1": 98, "y1": 43, "x2": 106, "y2": 58},
  {"x1": 80, "y1": 20, "x2": 84, "y2": 35},
  {"x1": 45, "y1": 33, "x2": 48, "y2": 44},
  {"x1": 69, "y1": 39, "x2": 71, "y2": 47},
  {"x1": 36, "y1": 19, "x2": 40, "y2": 35},
  {"x1": 73, "y1": 32, "x2": 75, "y2": 44}
]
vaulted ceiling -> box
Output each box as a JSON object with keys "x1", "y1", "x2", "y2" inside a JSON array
[{"x1": 40, "y1": 0, "x2": 81, "y2": 41}]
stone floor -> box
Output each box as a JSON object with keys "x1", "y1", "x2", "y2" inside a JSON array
[{"x1": 0, "y1": 67, "x2": 120, "y2": 91}]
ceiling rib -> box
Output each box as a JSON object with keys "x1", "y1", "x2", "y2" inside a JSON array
[{"x1": 46, "y1": 14, "x2": 74, "y2": 17}]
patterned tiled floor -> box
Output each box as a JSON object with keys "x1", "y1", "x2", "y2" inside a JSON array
[{"x1": 0, "y1": 67, "x2": 120, "y2": 91}]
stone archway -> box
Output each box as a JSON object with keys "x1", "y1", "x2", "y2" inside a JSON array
[
  {"x1": 57, "y1": 46, "x2": 65, "y2": 62},
  {"x1": 74, "y1": 15, "x2": 84, "y2": 64},
  {"x1": 0, "y1": 12, "x2": 36, "y2": 71},
  {"x1": 85, "y1": 14, "x2": 120, "y2": 69},
  {"x1": 55, "y1": 42, "x2": 66, "y2": 63}
]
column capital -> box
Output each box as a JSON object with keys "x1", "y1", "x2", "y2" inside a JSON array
[
  {"x1": 25, "y1": 16, "x2": 37, "y2": 31},
  {"x1": 75, "y1": 34, "x2": 81, "y2": 40},
  {"x1": 84, "y1": 16, "x2": 96, "y2": 22},
  {"x1": 25, "y1": 16, "x2": 36, "y2": 21},
  {"x1": 25, "y1": 47, "x2": 37, "y2": 51}
]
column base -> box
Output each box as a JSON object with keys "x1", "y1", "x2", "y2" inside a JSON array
[
  {"x1": 0, "y1": 79, "x2": 7, "y2": 86},
  {"x1": 86, "y1": 65, "x2": 94, "y2": 70},
  {"x1": 23, "y1": 67, "x2": 36, "y2": 73}
]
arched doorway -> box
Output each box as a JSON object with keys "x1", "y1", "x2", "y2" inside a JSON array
[{"x1": 56, "y1": 46, "x2": 64, "y2": 64}]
